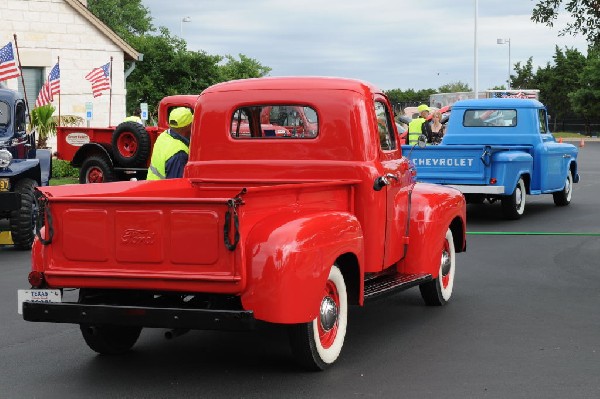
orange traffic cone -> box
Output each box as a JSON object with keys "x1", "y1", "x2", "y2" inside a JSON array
[
  {"x1": 558, "y1": 137, "x2": 563, "y2": 143},
  {"x1": 579, "y1": 138, "x2": 585, "y2": 148}
]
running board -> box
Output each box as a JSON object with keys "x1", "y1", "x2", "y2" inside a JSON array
[{"x1": 364, "y1": 272, "x2": 432, "y2": 302}]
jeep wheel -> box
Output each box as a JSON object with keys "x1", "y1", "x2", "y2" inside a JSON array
[
  {"x1": 9, "y1": 178, "x2": 40, "y2": 250},
  {"x1": 501, "y1": 177, "x2": 526, "y2": 220},
  {"x1": 419, "y1": 228, "x2": 456, "y2": 306},
  {"x1": 553, "y1": 170, "x2": 573, "y2": 206},
  {"x1": 80, "y1": 324, "x2": 142, "y2": 355},
  {"x1": 112, "y1": 122, "x2": 150, "y2": 168},
  {"x1": 79, "y1": 155, "x2": 115, "y2": 184},
  {"x1": 288, "y1": 264, "x2": 348, "y2": 371}
]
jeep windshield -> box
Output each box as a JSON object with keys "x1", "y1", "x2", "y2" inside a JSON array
[{"x1": 0, "y1": 100, "x2": 10, "y2": 138}]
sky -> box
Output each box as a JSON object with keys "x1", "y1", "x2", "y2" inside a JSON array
[{"x1": 141, "y1": 0, "x2": 590, "y2": 92}]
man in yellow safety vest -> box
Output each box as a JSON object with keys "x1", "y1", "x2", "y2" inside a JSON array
[
  {"x1": 147, "y1": 107, "x2": 193, "y2": 180},
  {"x1": 408, "y1": 104, "x2": 433, "y2": 144}
]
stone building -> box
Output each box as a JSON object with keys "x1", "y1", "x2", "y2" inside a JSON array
[{"x1": 1, "y1": 0, "x2": 142, "y2": 149}]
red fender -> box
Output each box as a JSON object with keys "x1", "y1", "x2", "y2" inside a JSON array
[
  {"x1": 399, "y1": 183, "x2": 466, "y2": 277},
  {"x1": 241, "y1": 211, "x2": 364, "y2": 324}
]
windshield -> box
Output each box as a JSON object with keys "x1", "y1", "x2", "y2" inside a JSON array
[{"x1": 0, "y1": 100, "x2": 9, "y2": 137}]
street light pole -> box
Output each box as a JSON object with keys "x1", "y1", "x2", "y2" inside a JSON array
[
  {"x1": 180, "y1": 16, "x2": 191, "y2": 38},
  {"x1": 474, "y1": 0, "x2": 479, "y2": 99},
  {"x1": 497, "y1": 38, "x2": 511, "y2": 89}
]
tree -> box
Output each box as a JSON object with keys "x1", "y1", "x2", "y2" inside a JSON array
[
  {"x1": 87, "y1": 4, "x2": 272, "y2": 118},
  {"x1": 87, "y1": 0, "x2": 154, "y2": 40},
  {"x1": 219, "y1": 54, "x2": 272, "y2": 81},
  {"x1": 510, "y1": 57, "x2": 536, "y2": 89},
  {"x1": 437, "y1": 81, "x2": 472, "y2": 93},
  {"x1": 569, "y1": 49, "x2": 600, "y2": 134},
  {"x1": 126, "y1": 28, "x2": 223, "y2": 119},
  {"x1": 531, "y1": 0, "x2": 600, "y2": 45},
  {"x1": 536, "y1": 47, "x2": 586, "y2": 130}
]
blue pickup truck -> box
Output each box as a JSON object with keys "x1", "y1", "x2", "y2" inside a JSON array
[{"x1": 401, "y1": 98, "x2": 579, "y2": 219}]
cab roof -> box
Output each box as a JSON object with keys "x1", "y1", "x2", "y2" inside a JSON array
[{"x1": 452, "y1": 98, "x2": 544, "y2": 109}]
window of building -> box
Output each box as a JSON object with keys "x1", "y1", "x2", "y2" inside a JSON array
[{"x1": 17, "y1": 67, "x2": 44, "y2": 113}]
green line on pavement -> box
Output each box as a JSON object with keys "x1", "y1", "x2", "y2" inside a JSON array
[{"x1": 467, "y1": 231, "x2": 600, "y2": 236}]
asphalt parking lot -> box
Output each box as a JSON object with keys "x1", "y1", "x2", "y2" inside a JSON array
[{"x1": 1, "y1": 142, "x2": 598, "y2": 399}]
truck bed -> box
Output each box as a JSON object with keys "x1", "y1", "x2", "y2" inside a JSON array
[{"x1": 35, "y1": 178, "x2": 355, "y2": 294}]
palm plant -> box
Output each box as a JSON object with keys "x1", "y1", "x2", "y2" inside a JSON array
[{"x1": 30, "y1": 104, "x2": 57, "y2": 149}]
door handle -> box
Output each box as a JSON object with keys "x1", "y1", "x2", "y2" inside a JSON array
[{"x1": 373, "y1": 173, "x2": 399, "y2": 191}]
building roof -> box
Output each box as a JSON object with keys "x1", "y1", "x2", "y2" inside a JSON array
[{"x1": 64, "y1": 0, "x2": 141, "y2": 61}]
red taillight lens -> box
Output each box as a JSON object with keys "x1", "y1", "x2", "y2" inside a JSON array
[
  {"x1": 28, "y1": 271, "x2": 45, "y2": 288},
  {"x1": 490, "y1": 178, "x2": 497, "y2": 184}
]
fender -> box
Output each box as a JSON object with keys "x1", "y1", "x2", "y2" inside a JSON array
[
  {"x1": 35, "y1": 149, "x2": 52, "y2": 186},
  {"x1": 71, "y1": 143, "x2": 113, "y2": 167},
  {"x1": 241, "y1": 211, "x2": 364, "y2": 324},
  {"x1": 491, "y1": 150, "x2": 532, "y2": 194},
  {"x1": 0, "y1": 159, "x2": 40, "y2": 182},
  {"x1": 400, "y1": 183, "x2": 466, "y2": 277}
]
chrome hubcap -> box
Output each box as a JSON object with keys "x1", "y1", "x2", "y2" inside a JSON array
[{"x1": 319, "y1": 296, "x2": 338, "y2": 332}]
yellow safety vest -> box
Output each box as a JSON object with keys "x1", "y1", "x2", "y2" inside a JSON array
[
  {"x1": 408, "y1": 117, "x2": 426, "y2": 144},
  {"x1": 124, "y1": 115, "x2": 142, "y2": 123},
  {"x1": 147, "y1": 130, "x2": 189, "y2": 180}
]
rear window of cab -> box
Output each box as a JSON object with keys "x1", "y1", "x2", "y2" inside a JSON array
[
  {"x1": 463, "y1": 109, "x2": 517, "y2": 127},
  {"x1": 230, "y1": 105, "x2": 318, "y2": 139}
]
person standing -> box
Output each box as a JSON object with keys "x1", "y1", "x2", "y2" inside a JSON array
[
  {"x1": 408, "y1": 104, "x2": 433, "y2": 144},
  {"x1": 429, "y1": 111, "x2": 445, "y2": 144},
  {"x1": 147, "y1": 107, "x2": 193, "y2": 180}
]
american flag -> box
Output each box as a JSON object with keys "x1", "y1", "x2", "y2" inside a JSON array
[
  {"x1": 0, "y1": 42, "x2": 20, "y2": 82},
  {"x1": 35, "y1": 63, "x2": 60, "y2": 107},
  {"x1": 85, "y1": 62, "x2": 111, "y2": 97}
]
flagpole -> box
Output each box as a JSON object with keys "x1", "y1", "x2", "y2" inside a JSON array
[
  {"x1": 109, "y1": 56, "x2": 113, "y2": 126},
  {"x1": 13, "y1": 34, "x2": 32, "y2": 127},
  {"x1": 57, "y1": 56, "x2": 61, "y2": 125}
]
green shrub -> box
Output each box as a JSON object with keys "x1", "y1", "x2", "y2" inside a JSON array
[{"x1": 52, "y1": 159, "x2": 79, "y2": 178}]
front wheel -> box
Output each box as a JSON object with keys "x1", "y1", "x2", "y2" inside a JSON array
[
  {"x1": 501, "y1": 177, "x2": 526, "y2": 220},
  {"x1": 288, "y1": 265, "x2": 348, "y2": 371},
  {"x1": 419, "y1": 228, "x2": 456, "y2": 306},
  {"x1": 79, "y1": 155, "x2": 115, "y2": 184},
  {"x1": 9, "y1": 178, "x2": 40, "y2": 250},
  {"x1": 553, "y1": 170, "x2": 573, "y2": 206}
]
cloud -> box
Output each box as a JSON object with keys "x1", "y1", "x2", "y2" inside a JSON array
[{"x1": 143, "y1": 0, "x2": 589, "y2": 91}]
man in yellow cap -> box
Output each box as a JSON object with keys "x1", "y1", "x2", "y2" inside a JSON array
[
  {"x1": 408, "y1": 104, "x2": 433, "y2": 144},
  {"x1": 147, "y1": 107, "x2": 193, "y2": 180}
]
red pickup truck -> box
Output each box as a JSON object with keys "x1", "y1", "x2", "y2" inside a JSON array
[
  {"x1": 55, "y1": 95, "x2": 197, "y2": 183},
  {"x1": 20, "y1": 77, "x2": 467, "y2": 370}
]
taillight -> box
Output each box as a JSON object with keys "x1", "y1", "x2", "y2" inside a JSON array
[
  {"x1": 28, "y1": 271, "x2": 45, "y2": 288},
  {"x1": 490, "y1": 178, "x2": 497, "y2": 184}
]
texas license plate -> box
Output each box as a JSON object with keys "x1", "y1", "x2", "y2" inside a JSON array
[
  {"x1": 17, "y1": 289, "x2": 62, "y2": 314},
  {"x1": 0, "y1": 178, "x2": 9, "y2": 191}
]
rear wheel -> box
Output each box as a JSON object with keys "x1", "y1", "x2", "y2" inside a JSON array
[
  {"x1": 419, "y1": 228, "x2": 456, "y2": 306},
  {"x1": 288, "y1": 265, "x2": 348, "y2": 371},
  {"x1": 79, "y1": 155, "x2": 114, "y2": 184},
  {"x1": 553, "y1": 170, "x2": 573, "y2": 206},
  {"x1": 501, "y1": 177, "x2": 526, "y2": 220},
  {"x1": 9, "y1": 178, "x2": 40, "y2": 250}
]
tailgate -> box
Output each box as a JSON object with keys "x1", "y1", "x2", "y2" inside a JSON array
[
  {"x1": 404, "y1": 145, "x2": 490, "y2": 185},
  {"x1": 36, "y1": 180, "x2": 244, "y2": 293}
]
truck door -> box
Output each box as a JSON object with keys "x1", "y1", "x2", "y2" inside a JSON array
[
  {"x1": 373, "y1": 98, "x2": 411, "y2": 266},
  {"x1": 537, "y1": 109, "x2": 564, "y2": 191}
]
